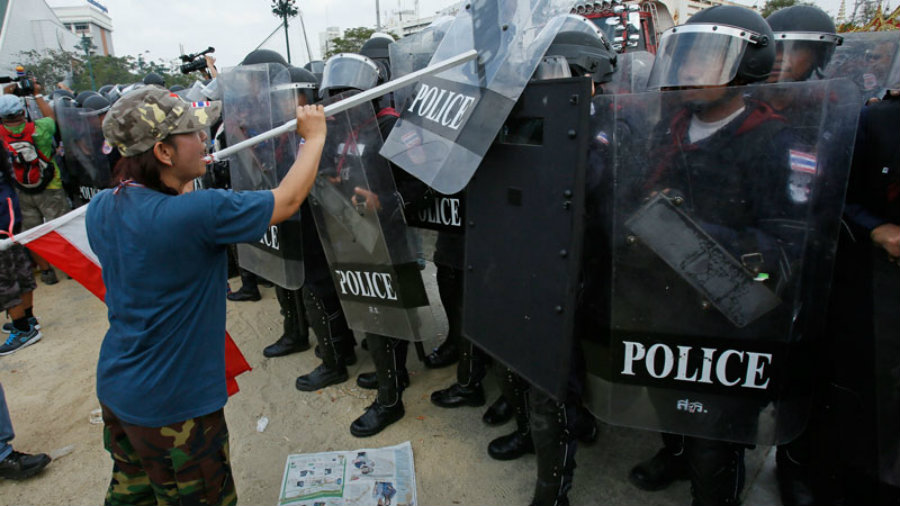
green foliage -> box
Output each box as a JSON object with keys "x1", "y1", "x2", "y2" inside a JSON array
[
  {"x1": 15, "y1": 48, "x2": 197, "y2": 93},
  {"x1": 324, "y1": 27, "x2": 398, "y2": 59},
  {"x1": 760, "y1": 0, "x2": 815, "y2": 19}
]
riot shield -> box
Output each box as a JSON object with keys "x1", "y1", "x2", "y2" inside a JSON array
[
  {"x1": 824, "y1": 31, "x2": 900, "y2": 99},
  {"x1": 220, "y1": 63, "x2": 305, "y2": 289},
  {"x1": 389, "y1": 22, "x2": 450, "y2": 110},
  {"x1": 306, "y1": 92, "x2": 434, "y2": 341},
  {"x1": 582, "y1": 79, "x2": 861, "y2": 445},
  {"x1": 463, "y1": 77, "x2": 592, "y2": 400},
  {"x1": 380, "y1": 0, "x2": 575, "y2": 195},
  {"x1": 57, "y1": 105, "x2": 111, "y2": 202},
  {"x1": 603, "y1": 50, "x2": 654, "y2": 94}
]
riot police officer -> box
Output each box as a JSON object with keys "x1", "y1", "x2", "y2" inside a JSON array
[
  {"x1": 625, "y1": 6, "x2": 793, "y2": 506},
  {"x1": 263, "y1": 66, "x2": 324, "y2": 359},
  {"x1": 293, "y1": 52, "x2": 425, "y2": 438},
  {"x1": 764, "y1": 7, "x2": 843, "y2": 506}
]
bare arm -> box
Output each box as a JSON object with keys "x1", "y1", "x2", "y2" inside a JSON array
[{"x1": 270, "y1": 104, "x2": 326, "y2": 225}]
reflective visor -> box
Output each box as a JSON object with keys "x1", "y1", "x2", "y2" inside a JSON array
[
  {"x1": 770, "y1": 34, "x2": 840, "y2": 82},
  {"x1": 320, "y1": 53, "x2": 379, "y2": 97},
  {"x1": 647, "y1": 24, "x2": 753, "y2": 89},
  {"x1": 533, "y1": 55, "x2": 573, "y2": 81}
]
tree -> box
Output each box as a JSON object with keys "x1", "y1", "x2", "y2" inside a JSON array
[
  {"x1": 324, "y1": 27, "x2": 398, "y2": 59},
  {"x1": 272, "y1": 0, "x2": 299, "y2": 64},
  {"x1": 16, "y1": 49, "x2": 197, "y2": 94},
  {"x1": 760, "y1": 0, "x2": 814, "y2": 19}
]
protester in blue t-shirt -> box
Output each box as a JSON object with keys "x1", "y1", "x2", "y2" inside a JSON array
[{"x1": 85, "y1": 86, "x2": 325, "y2": 506}]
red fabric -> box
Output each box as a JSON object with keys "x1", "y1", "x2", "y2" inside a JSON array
[{"x1": 22, "y1": 226, "x2": 252, "y2": 395}]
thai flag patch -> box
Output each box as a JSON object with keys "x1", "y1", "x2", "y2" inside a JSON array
[
  {"x1": 789, "y1": 149, "x2": 817, "y2": 174},
  {"x1": 191, "y1": 101, "x2": 210, "y2": 108},
  {"x1": 596, "y1": 131, "x2": 609, "y2": 145}
]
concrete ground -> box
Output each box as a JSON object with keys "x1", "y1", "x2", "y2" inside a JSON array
[{"x1": 0, "y1": 232, "x2": 783, "y2": 505}]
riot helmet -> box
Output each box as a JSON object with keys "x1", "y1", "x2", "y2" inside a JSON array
[
  {"x1": 303, "y1": 60, "x2": 325, "y2": 84},
  {"x1": 75, "y1": 90, "x2": 101, "y2": 107},
  {"x1": 143, "y1": 72, "x2": 165, "y2": 87},
  {"x1": 169, "y1": 84, "x2": 186, "y2": 92},
  {"x1": 241, "y1": 49, "x2": 288, "y2": 67},
  {"x1": 647, "y1": 5, "x2": 775, "y2": 89},
  {"x1": 319, "y1": 53, "x2": 380, "y2": 98},
  {"x1": 766, "y1": 5, "x2": 842, "y2": 82},
  {"x1": 544, "y1": 15, "x2": 618, "y2": 84},
  {"x1": 52, "y1": 89, "x2": 75, "y2": 101},
  {"x1": 102, "y1": 85, "x2": 123, "y2": 105},
  {"x1": 278, "y1": 66, "x2": 319, "y2": 105},
  {"x1": 81, "y1": 94, "x2": 111, "y2": 114},
  {"x1": 360, "y1": 35, "x2": 393, "y2": 82},
  {"x1": 98, "y1": 84, "x2": 115, "y2": 95}
]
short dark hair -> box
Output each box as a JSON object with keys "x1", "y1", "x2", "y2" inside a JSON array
[{"x1": 111, "y1": 137, "x2": 179, "y2": 195}]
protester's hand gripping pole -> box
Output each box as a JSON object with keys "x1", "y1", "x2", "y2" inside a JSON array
[{"x1": 206, "y1": 49, "x2": 478, "y2": 163}]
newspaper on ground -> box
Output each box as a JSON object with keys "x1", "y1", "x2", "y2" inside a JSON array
[{"x1": 277, "y1": 441, "x2": 417, "y2": 506}]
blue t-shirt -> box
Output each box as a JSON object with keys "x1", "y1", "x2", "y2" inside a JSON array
[{"x1": 86, "y1": 186, "x2": 274, "y2": 427}]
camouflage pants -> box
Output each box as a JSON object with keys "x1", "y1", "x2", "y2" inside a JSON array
[{"x1": 101, "y1": 405, "x2": 237, "y2": 506}]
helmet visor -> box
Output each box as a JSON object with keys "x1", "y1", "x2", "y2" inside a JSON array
[
  {"x1": 770, "y1": 34, "x2": 840, "y2": 82},
  {"x1": 319, "y1": 54, "x2": 379, "y2": 98},
  {"x1": 648, "y1": 25, "x2": 753, "y2": 89},
  {"x1": 533, "y1": 55, "x2": 573, "y2": 81}
]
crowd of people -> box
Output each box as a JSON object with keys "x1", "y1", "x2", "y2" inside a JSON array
[{"x1": 0, "y1": 3, "x2": 897, "y2": 506}]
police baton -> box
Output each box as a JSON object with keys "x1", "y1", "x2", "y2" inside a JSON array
[{"x1": 206, "y1": 49, "x2": 478, "y2": 163}]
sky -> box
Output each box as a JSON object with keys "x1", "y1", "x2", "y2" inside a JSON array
[
  {"x1": 47, "y1": 0, "x2": 851, "y2": 72},
  {"x1": 47, "y1": 0, "x2": 458, "y2": 70}
]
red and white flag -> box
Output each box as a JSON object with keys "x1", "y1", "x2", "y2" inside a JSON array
[{"x1": 0, "y1": 205, "x2": 252, "y2": 396}]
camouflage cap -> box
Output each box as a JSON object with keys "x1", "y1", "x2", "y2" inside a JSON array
[{"x1": 102, "y1": 86, "x2": 222, "y2": 157}]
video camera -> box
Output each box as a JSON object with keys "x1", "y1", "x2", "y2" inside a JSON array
[
  {"x1": 179, "y1": 47, "x2": 215, "y2": 75},
  {"x1": 0, "y1": 65, "x2": 37, "y2": 97}
]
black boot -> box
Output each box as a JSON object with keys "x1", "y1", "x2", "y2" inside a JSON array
[
  {"x1": 430, "y1": 382, "x2": 486, "y2": 408},
  {"x1": 528, "y1": 390, "x2": 576, "y2": 506},
  {"x1": 482, "y1": 395, "x2": 513, "y2": 426},
  {"x1": 350, "y1": 335, "x2": 405, "y2": 437},
  {"x1": 295, "y1": 362, "x2": 348, "y2": 391},
  {"x1": 350, "y1": 400, "x2": 405, "y2": 438},
  {"x1": 427, "y1": 263, "x2": 463, "y2": 369},
  {"x1": 488, "y1": 368, "x2": 533, "y2": 461},
  {"x1": 265, "y1": 287, "x2": 310, "y2": 357},
  {"x1": 685, "y1": 437, "x2": 745, "y2": 506},
  {"x1": 423, "y1": 340, "x2": 459, "y2": 369},
  {"x1": 227, "y1": 269, "x2": 261, "y2": 301},
  {"x1": 629, "y1": 433, "x2": 690, "y2": 491},
  {"x1": 356, "y1": 369, "x2": 409, "y2": 390},
  {"x1": 572, "y1": 404, "x2": 599, "y2": 445}
]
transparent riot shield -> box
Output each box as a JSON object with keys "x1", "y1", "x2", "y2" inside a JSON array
[
  {"x1": 463, "y1": 78, "x2": 592, "y2": 400},
  {"x1": 306, "y1": 92, "x2": 434, "y2": 341},
  {"x1": 220, "y1": 63, "x2": 304, "y2": 289},
  {"x1": 582, "y1": 79, "x2": 861, "y2": 445},
  {"x1": 23, "y1": 96, "x2": 43, "y2": 121},
  {"x1": 57, "y1": 106, "x2": 111, "y2": 202},
  {"x1": 604, "y1": 50, "x2": 654, "y2": 94},
  {"x1": 381, "y1": 0, "x2": 575, "y2": 195},
  {"x1": 824, "y1": 31, "x2": 900, "y2": 99},
  {"x1": 389, "y1": 23, "x2": 449, "y2": 110}
]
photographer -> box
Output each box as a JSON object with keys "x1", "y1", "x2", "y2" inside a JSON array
[
  {"x1": 0, "y1": 81, "x2": 67, "y2": 286},
  {"x1": 85, "y1": 87, "x2": 325, "y2": 505}
]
